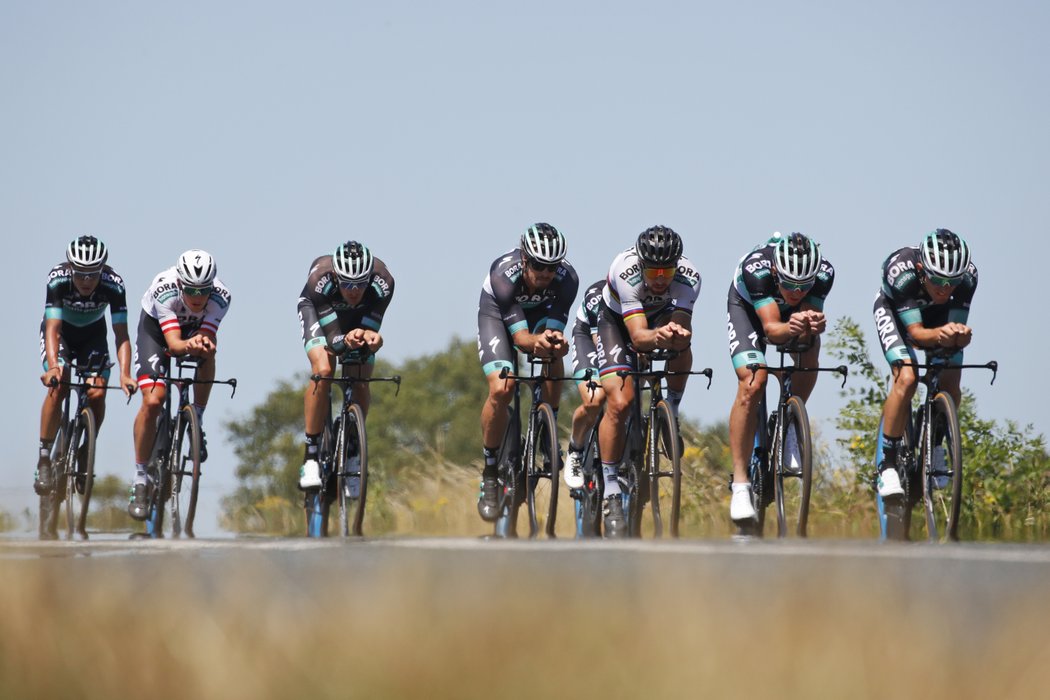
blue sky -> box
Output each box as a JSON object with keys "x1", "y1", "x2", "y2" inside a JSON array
[{"x1": 3, "y1": 1, "x2": 1046, "y2": 534}]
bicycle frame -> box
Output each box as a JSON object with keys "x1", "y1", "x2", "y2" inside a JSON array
[
  {"x1": 879, "y1": 355, "x2": 997, "y2": 541},
  {"x1": 143, "y1": 356, "x2": 237, "y2": 538},
  {"x1": 743, "y1": 341, "x2": 847, "y2": 537},
  {"x1": 307, "y1": 353, "x2": 401, "y2": 537},
  {"x1": 615, "y1": 350, "x2": 713, "y2": 538},
  {"x1": 494, "y1": 356, "x2": 574, "y2": 539}
]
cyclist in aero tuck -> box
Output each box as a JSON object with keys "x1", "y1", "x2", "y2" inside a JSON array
[
  {"x1": 36, "y1": 236, "x2": 136, "y2": 499},
  {"x1": 128, "y1": 250, "x2": 232, "y2": 521},
  {"x1": 297, "y1": 241, "x2": 394, "y2": 495},
  {"x1": 726, "y1": 232, "x2": 835, "y2": 526},
  {"x1": 595, "y1": 226, "x2": 700, "y2": 538},
  {"x1": 873, "y1": 229, "x2": 977, "y2": 499},
  {"x1": 476, "y1": 223, "x2": 579, "y2": 523}
]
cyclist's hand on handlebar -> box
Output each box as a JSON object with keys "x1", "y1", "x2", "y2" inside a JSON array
[
  {"x1": 40, "y1": 366, "x2": 62, "y2": 389},
  {"x1": 362, "y1": 329, "x2": 383, "y2": 353},
  {"x1": 343, "y1": 328, "x2": 369, "y2": 350},
  {"x1": 534, "y1": 330, "x2": 566, "y2": 358},
  {"x1": 802, "y1": 310, "x2": 826, "y2": 335},
  {"x1": 664, "y1": 322, "x2": 691, "y2": 351},
  {"x1": 120, "y1": 373, "x2": 138, "y2": 397},
  {"x1": 787, "y1": 312, "x2": 810, "y2": 336}
]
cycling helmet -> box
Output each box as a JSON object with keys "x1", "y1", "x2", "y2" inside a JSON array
[
  {"x1": 920, "y1": 229, "x2": 970, "y2": 278},
  {"x1": 520, "y1": 223, "x2": 567, "y2": 264},
  {"x1": 176, "y1": 249, "x2": 217, "y2": 286},
  {"x1": 635, "y1": 225, "x2": 683, "y2": 267},
  {"x1": 774, "y1": 232, "x2": 821, "y2": 283},
  {"x1": 66, "y1": 235, "x2": 108, "y2": 271},
  {"x1": 332, "y1": 240, "x2": 374, "y2": 283}
]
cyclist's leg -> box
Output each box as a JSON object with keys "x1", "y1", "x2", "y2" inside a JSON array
[
  {"x1": 874, "y1": 296, "x2": 917, "y2": 498},
  {"x1": 728, "y1": 293, "x2": 767, "y2": 521},
  {"x1": 37, "y1": 321, "x2": 71, "y2": 493},
  {"x1": 477, "y1": 296, "x2": 516, "y2": 519},
  {"x1": 660, "y1": 309, "x2": 693, "y2": 416},
  {"x1": 301, "y1": 344, "x2": 334, "y2": 489},
  {"x1": 130, "y1": 315, "x2": 168, "y2": 518},
  {"x1": 595, "y1": 312, "x2": 633, "y2": 536}
]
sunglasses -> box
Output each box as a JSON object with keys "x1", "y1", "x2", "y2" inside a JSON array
[
  {"x1": 72, "y1": 270, "x2": 101, "y2": 281},
  {"x1": 339, "y1": 279, "x2": 370, "y2": 291},
  {"x1": 526, "y1": 259, "x2": 559, "y2": 273},
  {"x1": 642, "y1": 266, "x2": 675, "y2": 281},
  {"x1": 182, "y1": 285, "x2": 213, "y2": 298},
  {"x1": 926, "y1": 273, "x2": 961, "y2": 288},
  {"x1": 780, "y1": 278, "x2": 815, "y2": 293}
]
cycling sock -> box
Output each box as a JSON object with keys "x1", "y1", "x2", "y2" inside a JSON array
[
  {"x1": 193, "y1": 403, "x2": 206, "y2": 424},
  {"x1": 731, "y1": 481, "x2": 751, "y2": 494},
  {"x1": 601, "y1": 463, "x2": 622, "y2": 496},
  {"x1": 881, "y1": 434, "x2": 902, "y2": 468},
  {"x1": 39, "y1": 438, "x2": 54, "y2": 455},
  {"x1": 665, "y1": 389, "x2": 684, "y2": 418},
  {"x1": 134, "y1": 462, "x2": 148, "y2": 484},
  {"x1": 482, "y1": 447, "x2": 499, "y2": 478},
  {"x1": 568, "y1": 439, "x2": 582, "y2": 453},
  {"x1": 304, "y1": 433, "x2": 320, "y2": 460}
]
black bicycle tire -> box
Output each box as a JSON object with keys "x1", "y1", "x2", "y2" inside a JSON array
[
  {"x1": 40, "y1": 421, "x2": 69, "y2": 539},
  {"x1": 66, "y1": 407, "x2": 96, "y2": 540},
  {"x1": 336, "y1": 403, "x2": 369, "y2": 537},
  {"x1": 773, "y1": 397, "x2": 813, "y2": 537},
  {"x1": 495, "y1": 403, "x2": 523, "y2": 538},
  {"x1": 625, "y1": 414, "x2": 645, "y2": 538},
  {"x1": 648, "y1": 400, "x2": 682, "y2": 538},
  {"x1": 177, "y1": 405, "x2": 203, "y2": 538},
  {"x1": 922, "y1": 392, "x2": 963, "y2": 542},
  {"x1": 525, "y1": 402, "x2": 560, "y2": 539},
  {"x1": 577, "y1": 424, "x2": 603, "y2": 538}
]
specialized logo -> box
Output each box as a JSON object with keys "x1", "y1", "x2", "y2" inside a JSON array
[{"x1": 488, "y1": 336, "x2": 500, "y2": 355}]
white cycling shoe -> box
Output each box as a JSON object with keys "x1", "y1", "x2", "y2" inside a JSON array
[
  {"x1": 563, "y1": 450, "x2": 584, "y2": 489},
  {"x1": 877, "y1": 467, "x2": 904, "y2": 498},
  {"x1": 730, "y1": 483, "x2": 756, "y2": 522},
  {"x1": 299, "y1": 459, "x2": 322, "y2": 490}
]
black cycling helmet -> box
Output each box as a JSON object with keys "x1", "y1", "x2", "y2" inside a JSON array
[{"x1": 635, "y1": 225, "x2": 683, "y2": 267}]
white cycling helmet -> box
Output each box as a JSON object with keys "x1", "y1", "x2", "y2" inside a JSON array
[
  {"x1": 332, "y1": 240, "x2": 374, "y2": 283},
  {"x1": 774, "y1": 232, "x2": 821, "y2": 283},
  {"x1": 176, "y1": 249, "x2": 217, "y2": 287},
  {"x1": 66, "y1": 235, "x2": 108, "y2": 272},
  {"x1": 520, "y1": 223, "x2": 567, "y2": 265},
  {"x1": 920, "y1": 229, "x2": 970, "y2": 278}
]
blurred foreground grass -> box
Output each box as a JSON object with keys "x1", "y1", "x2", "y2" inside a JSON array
[{"x1": 2, "y1": 542, "x2": 1050, "y2": 699}]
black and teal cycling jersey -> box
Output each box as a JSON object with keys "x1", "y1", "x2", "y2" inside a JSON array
[
  {"x1": 476, "y1": 248, "x2": 579, "y2": 377},
  {"x1": 570, "y1": 279, "x2": 605, "y2": 384},
  {"x1": 874, "y1": 246, "x2": 978, "y2": 364},
  {"x1": 727, "y1": 240, "x2": 834, "y2": 369},
  {"x1": 297, "y1": 254, "x2": 395, "y2": 355},
  {"x1": 43, "y1": 263, "x2": 128, "y2": 328}
]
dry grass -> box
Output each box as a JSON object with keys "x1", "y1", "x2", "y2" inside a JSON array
[{"x1": 2, "y1": 543, "x2": 1050, "y2": 699}]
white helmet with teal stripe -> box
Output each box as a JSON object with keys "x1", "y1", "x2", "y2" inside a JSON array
[
  {"x1": 920, "y1": 229, "x2": 969, "y2": 278},
  {"x1": 774, "y1": 232, "x2": 821, "y2": 283}
]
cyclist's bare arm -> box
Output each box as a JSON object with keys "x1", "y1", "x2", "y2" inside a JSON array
[
  {"x1": 512, "y1": 328, "x2": 567, "y2": 358},
  {"x1": 164, "y1": 329, "x2": 216, "y2": 358},
  {"x1": 623, "y1": 316, "x2": 680, "y2": 352},
  {"x1": 906, "y1": 321, "x2": 972, "y2": 349},
  {"x1": 40, "y1": 318, "x2": 63, "y2": 387},
  {"x1": 113, "y1": 322, "x2": 137, "y2": 395}
]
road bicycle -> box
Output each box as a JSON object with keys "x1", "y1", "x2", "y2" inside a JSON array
[
  {"x1": 142, "y1": 356, "x2": 237, "y2": 538},
  {"x1": 613, "y1": 349, "x2": 712, "y2": 538},
  {"x1": 492, "y1": 355, "x2": 575, "y2": 539},
  {"x1": 40, "y1": 352, "x2": 131, "y2": 540},
  {"x1": 306, "y1": 352, "x2": 401, "y2": 538},
  {"x1": 738, "y1": 340, "x2": 847, "y2": 538},
  {"x1": 879, "y1": 353, "x2": 997, "y2": 542}
]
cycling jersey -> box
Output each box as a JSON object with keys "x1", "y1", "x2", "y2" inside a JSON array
[
  {"x1": 873, "y1": 246, "x2": 978, "y2": 364},
  {"x1": 134, "y1": 268, "x2": 232, "y2": 386},
  {"x1": 570, "y1": 279, "x2": 605, "y2": 384},
  {"x1": 40, "y1": 263, "x2": 128, "y2": 376},
  {"x1": 596, "y1": 248, "x2": 701, "y2": 379},
  {"x1": 297, "y1": 254, "x2": 395, "y2": 354},
  {"x1": 727, "y1": 240, "x2": 835, "y2": 369},
  {"x1": 477, "y1": 248, "x2": 580, "y2": 376}
]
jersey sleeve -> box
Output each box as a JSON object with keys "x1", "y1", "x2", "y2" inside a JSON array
[
  {"x1": 199, "y1": 284, "x2": 232, "y2": 337},
  {"x1": 803, "y1": 260, "x2": 835, "y2": 311},
  {"x1": 544, "y1": 265, "x2": 579, "y2": 332}
]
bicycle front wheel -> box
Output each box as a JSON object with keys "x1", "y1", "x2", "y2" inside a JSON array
[
  {"x1": 773, "y1": 397, "x2": 813, "y2": 538},
  {"x1": 922, "y1": 392, "x2": 963, "y2": 542},
  {"x1": 40, "y1": 422, "x2": 69, "y2": 540},
  {"x1": 526, "y1": 402, "x2": 560, "y2": 538},
  {"x1": 171, "y1": 405, "x2": 202, "y2": 538},
  {"x1": 338, "y1": 404, "x2": 369, "y2": 537},
  {"x1": 65, "y1": 407, "x2": 96, "y2": 540},
  {"x1": 648, "y1": 400, "x2": 682, "y2": 538}
]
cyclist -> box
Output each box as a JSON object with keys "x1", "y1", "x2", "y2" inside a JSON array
[
  {"x1": 873, "y1": 229, "x2": 976, "y2": 498},
  {"x1": 727, "y1": 232, "x2": 834, "y2": 526},
  {"x1": 127, "y1": 250, "x2": 232, "y2": 520},
  {"x1": 296, "y1": 241, "x2": 395, "y2": 495},
  {"x1": 596, "y1": 225, "x2": 700, "y2": 538},
  {"x1": 565, "y1": 279, "x2": 607, "y2": 489},
  {"x1": 35, "y1": 236, "x2": 136, "y2": 504},
  {"x1": 476, "y1": 223, "x2": 579, "y2": 522}
]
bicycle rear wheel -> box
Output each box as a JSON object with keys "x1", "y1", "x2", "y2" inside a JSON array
[
  {"x1": 306, "y1": 417, "x2": 335, "y2": 537},
  {"x1": 922, "y1": 392, "x2": 963, "y2": 542},
  {"x1": 574, "y1": 428, "x2": 602, "y2": 538},
  {"x1": 773, "y1": 397, "x2": 813, "y2": 538},
  {"x1": 526, "y1": 402, "x2": 560, "y2": 538},
  {"x1": 648, "y1": 400, "x2": 682, "y2": 538},
  {"x1": 65, "y1": 407, "x2": 96, "y2": 540},
  {"x1": 171, "y1": 405, "x2": 202, "y2": 538},
  {"x1": 338, "y1": 404, "x2": 369, "y2": 537}
]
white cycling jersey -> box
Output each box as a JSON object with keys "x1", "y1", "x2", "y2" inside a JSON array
[
  {"x1": 602, "y1": 247, "x2": 701, "y2": 323},
  {"x1": 140, "y1": 267, "x2": 232, "y2": 338}
]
